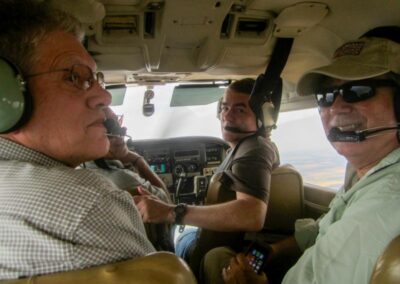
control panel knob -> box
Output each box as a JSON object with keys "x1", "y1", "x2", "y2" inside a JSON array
[
  {"x1": 187, "y1": 163, "x2": 197, "y2": 172},
  {"x1": 173, "y1": 164, "x2": 186, "y2": 176}
]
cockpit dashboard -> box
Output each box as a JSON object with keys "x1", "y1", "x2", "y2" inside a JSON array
[{"x1": 127, "y1": 136, "x2": 229, "y2": 204}]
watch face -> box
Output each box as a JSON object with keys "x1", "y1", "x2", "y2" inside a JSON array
[{"x1": 175, "y1": 204, "x2": 187, "y2": 214}]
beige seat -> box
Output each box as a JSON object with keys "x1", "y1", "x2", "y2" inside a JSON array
[
  {"x1": 370, "y1": 235, "x2": 400, "y2": 284},
  {"x1": 188, "y1": 164, "x2": 304, "y2": 276},
  {"x1": 2, "y1": 252, "x2": 196, "y2": 284},
  {"x1": 264, "y1": 164, "x2": 304, "y2": 233}
]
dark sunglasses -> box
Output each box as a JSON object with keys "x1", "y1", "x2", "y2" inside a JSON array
[
  {"x1": 27, "y1": 64, "x2": 105, "y2": 91},
  {"x1": 314, "y1": 79, "x2": 399, "y2": 108}
]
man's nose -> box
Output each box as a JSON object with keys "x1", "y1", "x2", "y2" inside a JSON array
[
  {"x1": 222, "y1": 109, "x2": 235, "y2": 121},
  {"x1": 87, "y1": 85, "x2": 112, "y2": 109}
]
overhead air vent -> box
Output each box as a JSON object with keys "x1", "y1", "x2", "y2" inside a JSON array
[
  {"x1": 235, "y1": 18, "x2": 269, "y2": 38},
  {"x1": 146, "y1": 1, "x2": 163, "y2": 10},
  {"x1": 144, "y1": 1, "x2": 163, "y2": 38},
  {"x1": 144, "y1": 12, "x2": 156, "y2": 38},
  {"x1": 103, "y1": 15, "x2": 138, "y2": 35}
]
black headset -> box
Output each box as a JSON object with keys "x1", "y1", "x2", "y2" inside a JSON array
[
  {"x1": 248, "y1": 38, "x2": 294, "y2": 130},
  {"x1": 248, "y1": 74, "x2": 282, "y2": 129},
  {"x1": 216, "y1": 38, "x2": 294, "y2": 131},
  {"x1": 0, "y1": 57, "x2": 33, "y2": 134},
  {"x1": 216, "y1": 97, "x2": 223, "y2": 119},
  {"x1": 360, "y1": 27, "x2": 400, "y2": 140},
  {"x1": 393, "y1": 85, "x2": 400, "y2": 141}
]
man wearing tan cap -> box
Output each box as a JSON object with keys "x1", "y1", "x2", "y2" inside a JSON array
[{"x1": 203, "y1": 27, "x2": 400, "y2": 284}]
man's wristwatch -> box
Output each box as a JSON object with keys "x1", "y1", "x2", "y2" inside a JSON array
[{"x1": 174, "y1": 203, "x2": 188, "y2": 224}]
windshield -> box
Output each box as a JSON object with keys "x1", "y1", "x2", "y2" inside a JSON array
[
  {"x1": 111, "y1": 84, "x2": 221, "y2": 139},
  {"x1": 111, "y1": 85, "x2": 346, "y2": 190}
]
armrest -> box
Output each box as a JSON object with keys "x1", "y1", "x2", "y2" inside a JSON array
[
  {"x1": 2, "y1": 252, "x2": 197, "y2": 284},
  {"x1": 370, "y1": 235, "x2": 400, "y2": 284}
]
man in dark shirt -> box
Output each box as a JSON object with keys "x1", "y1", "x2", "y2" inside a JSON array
[{"x1": 133, "y1": 78, "x2": 280, "y2": 272}]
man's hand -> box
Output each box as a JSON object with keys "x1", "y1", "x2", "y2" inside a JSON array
[
  {"x1": 105, "y1": 136, "x2": 130, "y2": 160},
  {"x1": 222, "y1": 253, "x2": 268, "y2": 284},
  {"x1": 103, "y1": 107, "x2": 130, "y2": 161},
  {"x1": 133, "y1": 187, "x2": 175, "y2": 223}
]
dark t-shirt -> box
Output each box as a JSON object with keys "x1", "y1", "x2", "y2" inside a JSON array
[
  {"x1": 215, "y1": 133, "x2": 280, "y2": 203},
  {"x1": 183, "y1": 134, "x2": 280, "y2": 274}
]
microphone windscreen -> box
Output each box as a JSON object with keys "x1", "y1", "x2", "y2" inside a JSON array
[
  {"x1": 104, "y1": 119, "x2": 126, "y2": 136},
  {"x1": 328, "y1": 127, "x2": 363, "y2": 142},
  {"x1": 224, "y1": 126, "x2": 256, "y2": 134}
]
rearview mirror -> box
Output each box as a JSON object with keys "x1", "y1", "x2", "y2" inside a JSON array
[{"x1": 143, "y1": 89, "x2": 155, "y2": 116}]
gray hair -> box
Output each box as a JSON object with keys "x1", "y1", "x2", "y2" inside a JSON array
[{"x1": 0, "y1": 0, "x2": 84, "y2": 75}]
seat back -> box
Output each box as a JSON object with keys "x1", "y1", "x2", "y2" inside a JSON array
[
  {"x1": 187, "y1": 172, "x2": 244, "y2": 276},
  {"x1": 188, "y1": 164, "x2": 304, "y2": 276},
  {"x1": 263, "y1": 164, "x2": 304, "y2": 233},
  {"x1": 370, "y1": 235, "x2": 400, "y2": 284},
  {"x1": 1, "y1": 252, "x2": 196, "y2": 284}
]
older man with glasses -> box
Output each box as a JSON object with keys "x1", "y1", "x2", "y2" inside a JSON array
[
  {"x1": 203, "y1": 27, "x2": 400, "y2": 284},
  {"x1": 0, "y1": 1, "x2": 155, "y2": 280}
]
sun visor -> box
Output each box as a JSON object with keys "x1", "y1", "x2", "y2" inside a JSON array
[
  {"x1": 106, "y1": 84, "x2": 127, "y2": 106},
  {"x1": 170, "y1": 83, "x2": 228, "y2": 107}
]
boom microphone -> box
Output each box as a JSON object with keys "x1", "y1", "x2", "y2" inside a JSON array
[
  {"x1": 104, "y1": 118, "x2": 132, "y2": 139},
  {"x1": 328, "y1": 125, "x2": 400, "y2": 142},
  {"x1": 224, "y1": 126, "x2": 257, "y2": 134}
]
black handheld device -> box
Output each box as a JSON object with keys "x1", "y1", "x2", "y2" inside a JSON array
[{"x1": 245, "y1": 242, "x2": 271, "y2": 274}]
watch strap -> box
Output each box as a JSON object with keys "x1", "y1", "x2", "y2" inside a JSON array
[{"x1": 174, "y1": 203, "x2": 188, "y2": 224}]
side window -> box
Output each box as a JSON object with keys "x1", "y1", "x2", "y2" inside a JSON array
[{"x1": 272, "y1": 108, "x2": 347, "y2": 190}]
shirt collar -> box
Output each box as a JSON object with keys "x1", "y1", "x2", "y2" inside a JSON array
[
  {"x1": 362, "y1": 147, "x2": 400, "y2": 179},
  {"x1": 342, "y1": 163, "x2": 357, "y2": 191},
  {"x1": 342, "y1": 147, "x2": 400, "y2": 190},
  {"x1": 0, "y1": 137, "x2": 65, "y2": 167}
]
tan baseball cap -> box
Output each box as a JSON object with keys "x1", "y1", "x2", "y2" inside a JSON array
[{"x1": 297, "y1": 37, "x2": 400, "y2": 96}]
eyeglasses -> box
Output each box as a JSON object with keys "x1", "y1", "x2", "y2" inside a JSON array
[
  {"x1": 27, "y1": 64, "x2": 105, "y2": 91},
  {"x1": 314, "y1": 79, "x2": 399, "y2": 108}
]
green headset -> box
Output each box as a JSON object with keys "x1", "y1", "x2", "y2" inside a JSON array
[{"x1": 0, "y1": 57, "x2": 32, "y2": 134}]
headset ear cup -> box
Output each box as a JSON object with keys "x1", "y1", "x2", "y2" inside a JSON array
[
  {"x1": 0, "y1": 57, "x2": 31, "y2": 134},
  {"x1": 216, "y1": 97, "x2": 222, "y2": 120},
  {"x1": 260, "y1": 101, "x2": 275, "y2": 128}
]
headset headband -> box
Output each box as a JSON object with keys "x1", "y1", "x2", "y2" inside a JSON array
[{"x1": 248, "y1": 38, "x2": 294, "y2": 129}]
